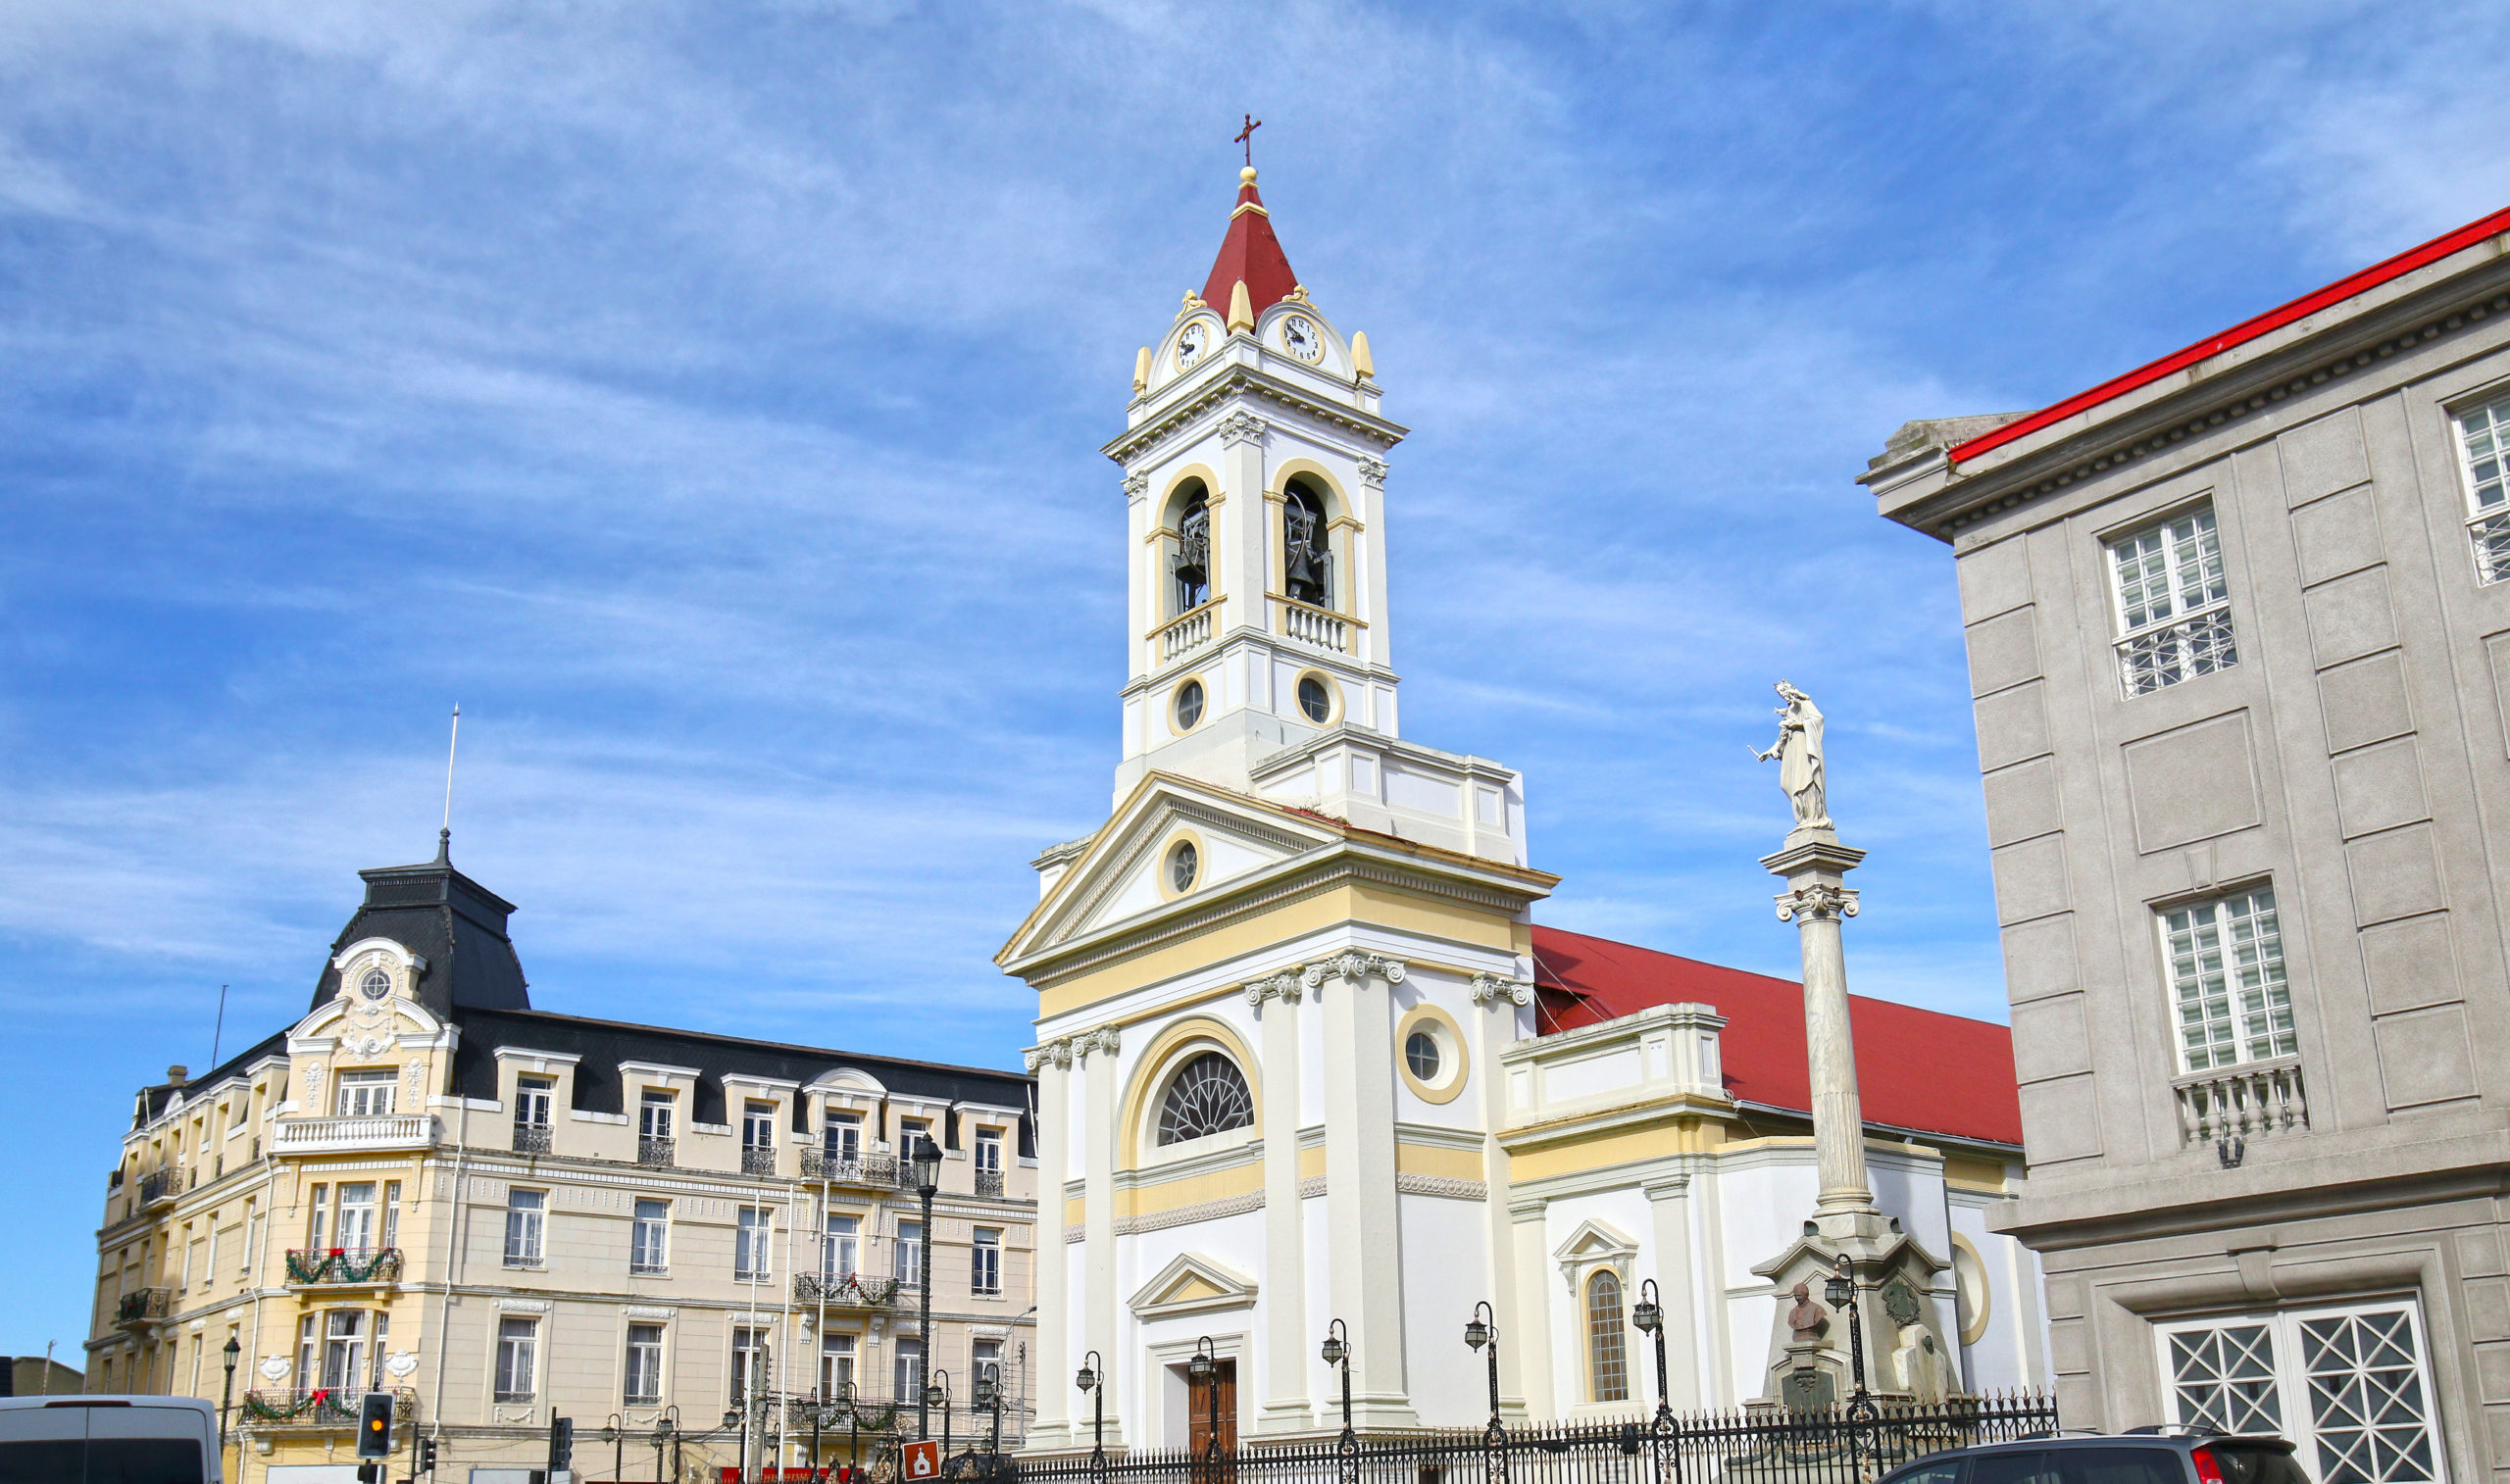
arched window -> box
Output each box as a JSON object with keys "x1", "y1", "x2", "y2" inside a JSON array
[
  {"x1": 1586, "y1": 1270, "x2": 1630, "y2": 1403},
  {"x1": 1172, "y1": 485, "x2": 1211, "y2": 617},
  {"x1": 1156, "y1": 1053, "x2": 1253, "y2": 1146},
  {"x1": 1282, "y1": 482, "x2": 1331, "y2": 608}
]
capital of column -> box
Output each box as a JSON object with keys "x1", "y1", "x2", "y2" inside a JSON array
[
  {"x1": 1242, "y1": 965, "x2": 1305, "y2": 1008},
  {"x1": 1468, "y1": 971, "x2": 1533, "y2": 1007},
  {"x1": 1300, "y1": 950, "x2": 1406, "y2": 993},
  {"x1": 1075, "y1": 1025, "x2": 1121, "y2": 1060},
  {"x1": 1775, "y1": 883, "x2": 1859, "y2": 923},
  {"x1": 1219, "y1": 411, "x2": 1270, "y2": 448},
  {"x1": 1021, "y1": 1039, "x2": 1076, "y2": 1072},
  {"x1": 1121, "y1": 471, "x2": 1149, "y2": 502}
]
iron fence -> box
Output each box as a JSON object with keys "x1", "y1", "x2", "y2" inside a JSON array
[{"x1": 1016, "y1": 1395, "x2": 2056, "y2": 1484}]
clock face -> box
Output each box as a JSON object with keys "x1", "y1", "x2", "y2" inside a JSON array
[
  {"x1": 1282, "y1": 315, "x2": 1324, "y2": 363},
  {"x1": 1177, "y1": 323, "x2": 1208, "y2": 371}
]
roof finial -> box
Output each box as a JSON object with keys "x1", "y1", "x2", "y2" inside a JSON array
[
  {"x1": 438, "y1": 702, "x2": 461, "y2": 862},
  {"x1": 1235, "y1": 113, "x2": 1262, "y2": 172}
]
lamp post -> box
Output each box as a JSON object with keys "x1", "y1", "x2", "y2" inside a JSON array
[
  {"x1": 602, "y1": 1414, "x2": 625, "y2": 1484},
  {"x1": 1465, "y1": 1303, "x2": 1506, "y2": 1484},
  {"x1": 219, "y1": 1335, "x2": 241, "y2": 1467},
  {"x1": 1320, "y1": 1319, "x2": 1356, "y2": 1484},
  {"x1": 836, "y1": 1382, "x2": 859, "y2": 1477},
  {"x1": 651, "y1": 1410, "x2": 678, "y2": 1484},
  {"x1": 1188, "y1": 1339, "x2": 1221, "y2": 1484},
  {"x1": 977, "y1": 1362, "x2": 1004, "y2": 1468},
  {"x1": 1076, "y1": 1352, "x2": 1107, "y2": 1484},
  {"x1": 912, "y1": 1137, "x2": 942, "y2": 1441},
  {"x1": 1823, "y1": 1254, "x2": 1877, "y2": 1423},
  {"x1": 1630, "y1": 1280, "x2": 1673, "y2": 1426},
  {"x1": 925, "y1": 1369, "x2": 953, "y2": 1468}
]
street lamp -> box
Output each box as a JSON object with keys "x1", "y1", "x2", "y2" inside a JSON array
[
  {"x1": 1629, "y1": 1280, "x2": 1673, "y2": 1425},
  {"x1": 1321, "y1": 1318, "x2": 1356, "y2": 1484},
  {"x1": 976, "y1": 1361, "x2": 1005, "y2": 1466},
  {"x1": 1188, "y1": 1340, "x2": 1221, "y2": 1484},
  {"x1": 1466, "y1": 1303, "x2": 1506, "y2": 1484},
  {"x1": 219, "y1": 1335, "x2": 241, "y2": 1463},
  {"x1": 1076, "y1": 1352, "x2": 1107, "y2": 1484},
  {"x1": 651, "y1": 1410, "x2": 678, "y2": 1484},
  {"x1": 926, "y1": 1369, "x2": 953, "y2": 1465},
  {"x1": 602, "y1": 1414, "x2": 625, "y2": 1484},
  {"x1": 912, "y1": 1137, "x2": 942, "y2": 1442},
  {"x1": 1823, "y1": 1254, "x2": 1876, "y2": 1421}
]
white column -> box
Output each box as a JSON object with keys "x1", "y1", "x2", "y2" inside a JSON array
[
  {"x1": 1761, "y1": 836, "x2": 1875, "y2": 1217},
  {"x1": 1251, "y1": 972, "x2": 1311, "y2": 1432},
  {"x1": 1641, "y1": 1174, "x2": 1701, "y2": 1410},
  {"x1": 1314, "y1": 951, "x2": 1417, "y2": 1428},
  {"x1": 1079, "y1": 1027, "x2": 1125, "y2": 1447},
  {"x1": 1471, "y1": 972, "x2": 1533, "y2": 1422},
  {"x1": 1220, "y1": 414, "x2": 1270, "y2": 646},
  {"x1": 1506, "y1": 1197, "x2": 1555, "y2": 1421},
  {"x1": 1024, "y1": 1044, "x2": 1074, "y2": 1447}
]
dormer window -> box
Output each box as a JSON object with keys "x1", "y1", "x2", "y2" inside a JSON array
[{"x1": 357, "y1": 966, "x2": 392, "y2": 1002}]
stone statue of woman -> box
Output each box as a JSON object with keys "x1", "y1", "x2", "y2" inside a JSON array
[{"x1": 1752, "y1": 680, "x2": 1832, "y2": 833}]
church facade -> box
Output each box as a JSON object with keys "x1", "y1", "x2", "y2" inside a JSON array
[{"x1": 1001, "y1": 168, "x2": 2052, "y2": 1452}]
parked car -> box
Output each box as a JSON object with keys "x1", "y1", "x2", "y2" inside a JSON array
[
  {"x1": 0, "y1": 1394, "x2": 221, "y2": 1484},
  {"x1": 1881, "y1": 1433, "x2": 2307, "y2": 1484}
]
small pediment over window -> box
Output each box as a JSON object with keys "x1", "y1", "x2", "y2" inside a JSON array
[{"x1": 1127, "y1": 1253, "x2": 1258, "y2": 1320}]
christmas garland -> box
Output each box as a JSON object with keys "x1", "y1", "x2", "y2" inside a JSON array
[{"x1": 285, "y1": 1248, "x2": 401, "y2": 1284}]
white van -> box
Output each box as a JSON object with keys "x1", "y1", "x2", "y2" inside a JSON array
[{"x1": 0, "y1": 1395, "x2": 221, "y2": 1484}]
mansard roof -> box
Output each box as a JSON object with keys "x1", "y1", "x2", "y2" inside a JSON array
[
  {"x1": 1531, "y1": 924, "x2": 2023, "y2": 1149},
  {"x1": 1201, "y1": 168, "x2": 1301, "y2": 322},
  {"x1": 309, "y1": 832, "x2": 530, "y2": 1018}
]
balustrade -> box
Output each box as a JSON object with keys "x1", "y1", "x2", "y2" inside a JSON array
[
  {"x1": 2175, "y1": 1058, "x2": 2309, "y2": 1147},
  {"x1": 1282, "y1": 599, "x2": 1348, "y2": 653}
]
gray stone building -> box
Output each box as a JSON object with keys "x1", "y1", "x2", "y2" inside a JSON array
[{"x1": 1863, "y1": 205, "x2": 2510, "y2": 1483}]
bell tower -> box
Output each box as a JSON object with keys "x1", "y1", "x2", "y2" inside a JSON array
[{"x1": 1107, "y1": 164, "x2": 1408, "y2": 805}]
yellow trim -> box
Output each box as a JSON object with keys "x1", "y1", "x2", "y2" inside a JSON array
[
  {"x1": 1943, "y1": 1153, "x2": 2011, "y2": 1193},
  {"x1": 1290, "y1": 668, "x2": 1341, "y2": 726},
  {"x1": 1159, "y1": 465, "x2": 1221, "y2": 520},
  {"x1": 1507, "y1": 1113, "x2": 1718, "y2": 1182},
  {"x1": 1268, "y1": 459, "x2": 1347, "y2": 517},
  {"x1": 1065, "y1": 1196, "x2": 1085, "y2": 1227},
  {"x1": 1949, "y1": 1232, "x2": 1991, "y2": 1346},
  {"x1": 1299, "y1": 1143, "x2": 1327, "y2": 1180},
  {"x1": 1393, "y1": 1139, "x2": 1481, "y2": 1180},
  {"x1": 1116, "y1": 1157, "x2": 1264, "y2": 1219},
  {"x1": 1154, "y1": 827, "x2": 1208, "y2": 901},
  {"x1": 1116, "y1": 1015, "x2": 1262, "y2": 1171},
  {"x1": 1166, "y1": 676, "x2": 1211, "y2": 737},
  {"x1": 1395, "y1": 1004, "x2": 1469, "y2": 1106}
]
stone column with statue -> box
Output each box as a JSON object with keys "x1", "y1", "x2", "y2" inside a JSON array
[{"x1": 1746, "y1": 681, "x2": 1957, "y2": 1412}]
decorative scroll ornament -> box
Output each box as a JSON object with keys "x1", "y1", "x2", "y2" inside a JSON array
[
  {"x1": 1022, "y1": 1039, "x2": 1078, "y2": 1072},
  {"x1": 1076, "y1": 1025, "x2": 1122, "y2": 1059},
  {"x1": 302, "y1": 1064, "x2": 325, "y2": 1100},
  {"x1": 1300, "y1": 951, "x2": 1407, "y2": 993},
  {"x1": 1219, "y1": 411, "x2": 1270, "y2": 447},
  {"x1": 1356, "y1": 457, "x2": 1389, "y2": 490},
  {"x1": 1122, "y1": 472, "x2": 1150, "y2": 501},
  {"x1": 1242, "y1": 966, "x2": 1305, "y2": 1008},
  {"x1": 383, "y1": 1351, "x2": 421, "y2": 1379},
  {"x1": 1468, "y1": 972, "x2": 1534, "y2": 1007},
  {"x1": 1775, "y1": 883, "x2": 1860, "y2": 922},
  {"x1": 259, "y1": 1356, "x2": 292, "y2": 1382}
]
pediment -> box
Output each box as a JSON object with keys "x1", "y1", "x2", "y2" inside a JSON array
[
  {"x1": 1554, "y1": 1217, "x2": 1639, "y2": 1264},
  {"x1": 1002, "y1": 774, "x2": 1341, "y2": 963},
  {"x1": 1128, "y1": 1252, "x2": 1258, "y2": 1319}
]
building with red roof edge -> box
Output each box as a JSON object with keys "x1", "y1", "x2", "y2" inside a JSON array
[
  {"x1": 1006, "y1": 159, "x2": 2054, "y2": 1447},
  {"x1": 1865, "y1": 203, "x2": 2510, "y2": 1457}
]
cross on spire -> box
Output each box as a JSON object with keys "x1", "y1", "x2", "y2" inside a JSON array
[{"x1": 1235, "y1": 114, "x2": 1262, "y2": 169}]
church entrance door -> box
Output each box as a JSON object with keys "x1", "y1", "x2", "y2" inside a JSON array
[{"x1": 1186, "y1": 1359, "x2": 1236, "y2": 1462}]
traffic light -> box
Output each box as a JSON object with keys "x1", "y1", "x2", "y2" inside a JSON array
[
  {"x1": 420, "y1": 1438, "x2": 438, "y2": 1474},
  {"x1": 548, "y1": 1416, "x2": 575, "y2": 1475},
  {"x1": 356, "y1": 1393, "x2": 395, "y2": 1460}
]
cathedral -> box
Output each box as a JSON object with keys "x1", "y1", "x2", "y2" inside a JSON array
[{"x1": 998, "y1": 164, "x2": 2052, "y2": 1451}]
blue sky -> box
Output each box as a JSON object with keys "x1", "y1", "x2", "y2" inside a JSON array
[{"x1": 7, "y1": 0, "x2": 2509, "y2": 1362}]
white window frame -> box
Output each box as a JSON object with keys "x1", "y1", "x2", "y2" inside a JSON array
[
  {"x1": 734, "y1": 1207, "x2": 772, "y2": 1282},
  {"x1": 625, "y1": 1322, "x2": 666, "y2": 1406},
  {"x1": 515, "y1": 1077, "x2": 554, "y2": 1130},
  {"x1": 2161, "y1": 886, "x2": 2297, "y2": 1073},
  {"x1": 630, "y1": 1199, "x2": 670, "y2": 1275},
  {"x1": 2108, "y1": 505, "x2": 2237, "y2": 697},
  {"x1": 334, "y1": 1182, "x2": 377, "y2": 1251},
  {"x1": 495, "y1": 1316, "x2": 539, "y2": 1403},
  {"x1": 824, "y1": 1213, "x2": 861, "y2": 1280},
  {"x1": 971, "y1": 1227, "x2": 1001, "y2": 1296},
  {"x1": 825, "y1": 1112, "x2": 862, "y2": 1159},
  {"x1": 820, "y1": 1332, "x2": 857, "y2": 1399},
  {"x1": 2157, "y1": 1299, "x2": 2444, "y2": 1484},
  {"x1": 896, "y1": 1219, "x2": 926, "y2": 1289},
  {"x1": 333, "y1": 1069, "x2": 396, "y2": 1118},
  {"x1": 2453, "y1": 390, "x2": 2510, "y2": 585},
  {"x1": 639, "y1": 1089, "x2": 676, "y2": 1142},
  {"x1": 742, "y1": 1101, "x2": 778, "y2": 1152},
  {"x1": 974, "y1": 1129, "x2": 1003, "y2": 1173},
  {"x1": 504, "y1": 1189, "x2": 546, "y2": 1267}
]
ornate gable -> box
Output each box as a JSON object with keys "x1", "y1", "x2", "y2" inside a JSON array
[{"x1": 1127, "y1": 1252, "x2": 1258, "y2": 1320}]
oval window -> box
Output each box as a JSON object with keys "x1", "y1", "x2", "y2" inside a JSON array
[
  {"x1": 359, "y1": 966, "x2": 392, "y2": 1001},
  {"x1": 1297, "y1": 675, "x2": 1332, "y2": 724},
  {"x1": 1405, "y1": 1030, "x2": 1441, "y2": 1081},
  {"x1": 1168, "y1": 840, "x2": 1199, "y2": 894},
  {"x1": 1174, "y1": 679, "x2": 1205, "y2": 730}
]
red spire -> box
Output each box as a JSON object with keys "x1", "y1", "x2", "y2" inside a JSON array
[{"x1": 1200, "y1": 168, "x2": 1300, "y2": 321}]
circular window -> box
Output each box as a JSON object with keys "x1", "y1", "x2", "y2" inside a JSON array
[
  {"x1": 1405, "y1": 1030, "x2": 1441, "y2": 1081},
  {"x1": 358, "y1": 966, "x2": 392, "y2": 1002},
  {"x1": 1174, "y1": 679, "x2": 1205, "y2": 731},
  {"x1": 1168, "y1": 840, "x2": 1200, "y2": 894},
  {"x1": 1297, "y1": 675, "x2": 1333, "y2": 724}
]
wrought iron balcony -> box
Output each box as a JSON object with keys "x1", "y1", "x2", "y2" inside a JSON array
[
  {"x1": 741, "y1": 1146, "x2": 778, "y2": 1177},
  {"x1": 242, "y1": 1388, "x2": 416, "y2": 1429},
  {"x1": 512, "y1": 1122, "x2": 552, "y2": 1156},
  {"x1": 2175, "y1": 1057, "x2": 2309, "y2": 1148},
  {"x1": 637, "y1": 1136, "x2": 676, "y2": 1168},
  {"x1": 284, "y1": 1247, "x2": 402, "y2": 1287},
  {"x1": 792, "y1": 1270, "x2": 901, "y2": 1310},
  {"x1": 798, "y1": 1150, "x2": 896, "y2": 1186},
  {"x1": 137, "y1": 1169, "x2": 177, "y2": 1207},
  {"x1": 115, "y1": 1287, "x2": 173, "y2": 1326},
  {"x1": 270, "y1": 1113, "x2": 439, "y2": 1157},
  {"x1": 974, "y1": 1168, "x2": 1005, "y2": 1198}
]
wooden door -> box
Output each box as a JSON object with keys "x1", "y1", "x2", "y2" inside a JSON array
[{"x1": 1186, "y1": 1360, "x2": 1237, "y2": 1459}]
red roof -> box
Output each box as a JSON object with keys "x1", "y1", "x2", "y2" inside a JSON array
[
  {"x1": 1201, "y1": 170, "x2": 1301, "y2": 321},
  {"x1": 1950, "y1": 202, "x2": 2510, "y2": 468},
  {"x1": 1531, "y1": 925, "x2": 2024, "y2": 1147}
]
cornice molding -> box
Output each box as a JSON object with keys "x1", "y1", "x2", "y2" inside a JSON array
[{"x1": 1103, "y1": 366, "x2": 1408, "y2": 467}]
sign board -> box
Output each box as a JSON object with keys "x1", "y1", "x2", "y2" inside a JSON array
[{"x1": 902, "y1": 1440, "x2": 943, "y2": 1481}]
